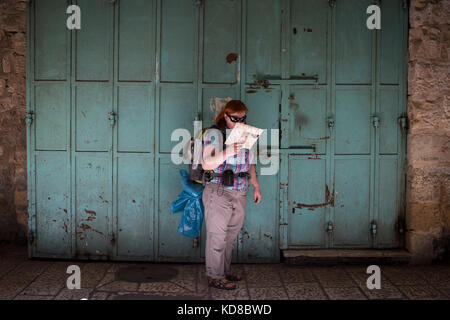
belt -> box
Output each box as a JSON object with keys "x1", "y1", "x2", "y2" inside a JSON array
[{"x1": 202, "y1": 171, "x2": 250, "y2": 184}]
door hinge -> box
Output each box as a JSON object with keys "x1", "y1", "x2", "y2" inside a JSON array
[
  {"x1": 402, "y1": 0, "x2": 408, "y2": 10},
  {"x1": 327, "y1": 117, "x2": 335, "y2": 131},
  {"x1": 329, "y1": 0, "x2": 335, "y2": 8},
  {"x1": 29, "y1": 230, "x2": 35, "y2": 245},
  {"x1": 326, "y1": 221, "x2": 334, "y2": 233},
  {"x1": 370, "y1": 220, "x2": 377, "y2": 236},
  {"x1": 397, "y1": 218, "x2": 405, "y2": 235},
  {"x1": 193, "y1": 237, "x2": 199, "y2": 248},
  {"x1": 398, "y1": 115, "x2": 408, "y2": 132},
  {"x1": 26, "y1": 111, "x2": 34, "y2": 126},
  {"x1": 108, "y1": 112, "x2": 117, "y2": 126},
  {"x1": 110, "y1": 232, "x2": 116, "y2": 246},
  {"x1": 372, "y1": 115, "x2": 380, "y2": 128}
]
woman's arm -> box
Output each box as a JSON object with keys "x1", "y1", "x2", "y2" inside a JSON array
[{"x1": 249, "y1": 164, "x2": 261, "y2": 204}]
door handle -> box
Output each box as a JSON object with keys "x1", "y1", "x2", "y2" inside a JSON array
[{"x1": 255, "y1": 75, "x2": 318, "y2": 85}]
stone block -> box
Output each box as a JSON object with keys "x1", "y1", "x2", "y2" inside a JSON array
[
  {"x1": 14, "y1": 189, "x2": 27, "y2": 207},
  {"x1": 410, "y1": 0, "x2": 450, "y2": 29},
  {"x1": 408, "y1": 62, "x2": 450, "y2": 102},
  {"x1": 406, "y1": 232, "x2": 435, "y2": 264},
  {"x1": 406, "y1": 202, "x2": 443, "y2": 233},
  {"x1": 406, "y1": 166, "x2": 449, "y2": 203},
  {"x1": 407, "y1": 134, "x2": 450, "y2": 162}
]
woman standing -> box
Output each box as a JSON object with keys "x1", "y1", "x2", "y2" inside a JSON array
[{"x1": 201, "y1": 100, "x2": 261, "y2": 290}]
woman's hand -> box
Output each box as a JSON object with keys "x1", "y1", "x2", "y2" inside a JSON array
[
  {"x1": 224, "y1": 143, "x2": 242, "y2": 159},
  {"x1": 253, "y1": 186, "x2": 262, "y2": 204}
]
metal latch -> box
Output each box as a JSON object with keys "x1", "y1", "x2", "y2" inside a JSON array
[
  {"x1": 329, "y1": 0, "x2": 335, "y2": 8},
  {"x1": 110, "y1": 232, "x2": 116, "y2": 246},
  {"x1": 26, "y1": 111, "x2": 34, "y2": 126}
]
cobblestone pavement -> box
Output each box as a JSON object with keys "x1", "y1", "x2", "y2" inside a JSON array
[{"x1": 1, "y1": 245, "x2": 449, "y2": 300}]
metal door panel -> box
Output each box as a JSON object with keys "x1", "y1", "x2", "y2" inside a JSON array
[
  {"x1": 160, "y1": 0, "x2": 196, "y2": 82},
  {"x1": 379, "y1": 88, "x2": 399, "y2": 154},
  {"x1": 288, "y1": 87, "x2": 327, "y2": 153},
  {"x1": 157, "y1": 157, "x2": 199, "y2": 261},
  {"x1": 377, "y1": 158, "x2": 399, "y2": 247},
  {"x1": 75, "y1": 83, "x2": 112, "y2": 152},
  {"x1": 159, "y1": 86, "x2": 196, "y2": 153},
  {"x1": 288, "y1": 156, "x2": 327, "y2": 247},
  {"x1": 116, "y1": 155, "x2": 154, "y2": 257},
  {"x1": 203, "y1": 0, "x2": 240, "y2": 84},
  {"x1": 290, "y1": 0, "x2": 328, "y2": 83},
  {"x1": 35, "y1": 152, "x2": 70, "y2": 256},
  {"x1": 240, "y1": 164, "x2": 279, "y2": 262},
  {"x1": 34, "y1": 0, "x2": 67, "y2": 80},
  {"x1": 201, "y1": 87, "x2": 238, "y2": 128},
  {"x1": 76, "y1": 0, "x2": 113, "y2": 81},
  {"x1": 335, "y1": 0, "x2": 372, "y2": 84},
  {"x1": 333, "y1": 159, "x2": 371, "y2": 247},
  {"x1": 380, "y1": 0, "x2": 403, "y2": 84},
  {"x1": 34, "y1": 83, "x2": 68, "y2": 151},
  {"x1": 117, "y1": 84, "x2": 153, "y2": 152},
  {"x1": 335, "y1": 88, "x2": 371, "y2": 155},
  {"x1": 245, "y1": 88, "x2": 280, "y2": 146},
  {"x1": 118, "y1": 0, "x2": 155, "y2": 81},
  {"x1": 246, "y1": 0, "x2": 281, "y2": 81},
  {"x1": 75, "y1": 153, "x2": 112, "y2": 257}
]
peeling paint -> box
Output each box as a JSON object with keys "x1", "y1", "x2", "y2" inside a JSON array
[
  {"x1": 84, "y1": 209, "x2": 96, "y2": 216},
  {"x1": 293, "y1": 182, "x2": 335, "y2": 211},
  {"x1": 226, "y1": 53, "x2": 238, "y2": 63},
  {"x1": 209, "y1": 96, "x2": 232, "y2": 116}
]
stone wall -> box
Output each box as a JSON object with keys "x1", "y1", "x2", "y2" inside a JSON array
[
  {"x1": 0, "y1": 0, "x2": 27, "y2": 244},
  {"x1": 406, "y1": 0, "x2": 450, "y2": 263},
  {"x1": 0, "y1": 0, "x2": 448, "y2": 263}
]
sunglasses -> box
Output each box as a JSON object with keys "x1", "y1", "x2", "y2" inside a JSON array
[{"x1": 226, "y1": 114, "x2": 247, "y2": 123}]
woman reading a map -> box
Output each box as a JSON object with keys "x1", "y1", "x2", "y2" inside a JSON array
[{"x1": 201, "y1": 99, "x2": 262, "y2": 290}]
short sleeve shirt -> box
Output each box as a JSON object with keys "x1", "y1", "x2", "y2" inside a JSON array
[{"x1": 203, "y1": 127, "x2": 254, "y2": 191}]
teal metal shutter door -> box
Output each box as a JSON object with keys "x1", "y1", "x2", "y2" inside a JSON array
[{"x1": 27, "y1": 0, "x2": 407, "y2": 261}]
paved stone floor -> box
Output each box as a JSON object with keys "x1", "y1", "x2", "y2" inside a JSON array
[{"x1": 1, "y1": 245, "x2": 449, "y2": 300}]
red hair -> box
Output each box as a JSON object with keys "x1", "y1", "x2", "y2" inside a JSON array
[{"x1": 215, "y1": 100, "x2": 248, "y2": 128}]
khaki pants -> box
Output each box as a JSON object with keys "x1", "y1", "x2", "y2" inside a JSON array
[{"x1": 202, "y1": 181, "x2": 247, "y2": 279}]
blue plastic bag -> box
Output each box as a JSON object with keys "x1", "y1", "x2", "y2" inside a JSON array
[{"x1": 171, "y1": 170, "x2": 204, "y2": 238}]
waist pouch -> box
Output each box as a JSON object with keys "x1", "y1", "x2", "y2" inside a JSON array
[{"x1": 222, "y1": 170, "x2": 234, "y2": 186}]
